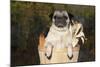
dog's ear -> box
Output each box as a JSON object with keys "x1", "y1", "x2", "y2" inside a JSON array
[
  {"x1": 68, "y1": 13, "x2": 75, "y2": 26},
  {"x1": 49, "y1": 12, "x2": 54, "y2": 20},
  {"x1": 68, "y1": 13, "x2": 74, "y2": 20}
]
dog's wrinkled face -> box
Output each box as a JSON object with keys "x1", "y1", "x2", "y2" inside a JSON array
[{"x1": 53, "y1": 10, "x2": 70, "y2": 28}]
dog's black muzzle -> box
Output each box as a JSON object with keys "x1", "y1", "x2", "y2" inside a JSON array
[{"x1": 54, "y1": 16, "x2": 68, "y2": 28}]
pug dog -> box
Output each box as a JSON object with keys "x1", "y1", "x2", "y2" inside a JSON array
[{"x1": 44, "y1": 10, "x2": 74, "y2": 61}]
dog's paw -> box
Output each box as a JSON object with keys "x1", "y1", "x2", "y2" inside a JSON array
[
  {"x1": 67, "y1": 45, "x2": 73, "y2": 59},
  {"x1": 67, "y1": 54, "x2": 73, "y2": 60},
  {"x1": 45, "y1": 53, "x2": 52, "y2": 60}
]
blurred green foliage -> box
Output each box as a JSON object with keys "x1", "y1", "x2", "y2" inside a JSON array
[{"x1": 11, "y1": 1, "x2": 95, "y2": 66}]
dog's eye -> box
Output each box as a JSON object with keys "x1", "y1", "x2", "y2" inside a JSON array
[
  {"x1": 63, "y1": 16, "x2": 68, "y2": 19},
  {"x1": 54, "y1": 16, "x2": 56, "y2": 19}
]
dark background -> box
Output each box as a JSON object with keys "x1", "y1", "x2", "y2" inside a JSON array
[{"x1": 11, "y1": 1, "x2": 95, "y2": 66}]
